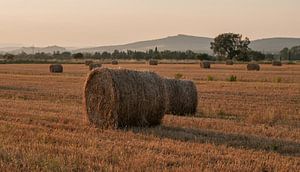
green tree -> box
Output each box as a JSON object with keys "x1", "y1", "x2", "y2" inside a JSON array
[
  {"x1": 265, "y1": 53, "x2": 275, "y2": 61},
  {"x1": 73, "y1": 53, "x2": 84, "y2": 59},
  {"x1": 211, "y1": 33, "x2": 250, "y2": 60},
  {"x1": 289, "y1": 46, "x2": 300, "y2": 60},
  {"x1": 112, "y1": 50, "x2": 120, "y2": 59},
  {"x1": 280, "y1": 47, "x2": 289, "y2": 60},
  {"x1": 154, "y1": 47, "x2": 160, "y2": 59},
  {"x1": 101, "y1": 51, "x2": 111, "y2": 59},
  {"x1": 3, "y1": 53, "x2": 15, "y2": 61},
  {"x1": 248, "y1": 51, "x2": 266, "y2": 61},
  {"x1": 60, "y1": 51, "x2": 71, "y2": 58}
]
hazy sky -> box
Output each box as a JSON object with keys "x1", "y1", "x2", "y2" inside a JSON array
[{"x1": 0, "y1": 0, "x2": 299, "y2": 47}]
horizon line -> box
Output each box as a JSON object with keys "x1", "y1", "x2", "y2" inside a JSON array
[{"x1": 1, "y1": 34, "x2": 300, "y2": 48}]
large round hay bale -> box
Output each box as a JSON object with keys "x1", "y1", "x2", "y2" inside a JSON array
[
  {"x1": 112, "y1": 60, "x2": 118, "y2": 65},
  {"x1": 83, "y1": 68, "x2": 166, "y2": 129},
  {"x1": 85, "y1": 60, "x2": 93, "y2": 66},
  {"x1": 49, "y1": 64, "x2": 63, "y2": 73},
  {"x1": 164, "y1": 78, "x2": 198, "y2": 116},
  {"x1": 149, "y1": 59, "x2": 158, "y2": 65},
  {"x1": 89, "y1": 63, "x2": 102, "y2": 70},
  {"x1": 272, "y1": 61, "x2": 282, "y2": 66},
  {"x1": 200, "y1": 61, "x2": 210, "y2": 69},
  {"x1": 226, "y1": 60, "x2": 234, "y2": 65},
  {"x1": 247, "y1": 63, "x2": 260, "y2": 71}
]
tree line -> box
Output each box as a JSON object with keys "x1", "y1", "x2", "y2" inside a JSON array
[
  {"x1": 0, "y1": 48, "x2": 277, "y2": 62},
  {"x1": 0, "y1": 49, "x2": 215, "y2": 61},
  {"x1": 280, "y1": 46, "x2": 300, "y2": 60}
]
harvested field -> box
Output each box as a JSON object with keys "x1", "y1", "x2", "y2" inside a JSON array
[{"x1": 0, "y1": 63, "x2": 299, "y2": 171}]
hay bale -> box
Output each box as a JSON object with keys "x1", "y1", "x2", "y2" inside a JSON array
[
  {"x1": 149, "y1": 59, "x2": 158, "y2": 65},
  {"x1": 272, "y1": 61, "x2": 282, "y2": 66},
  {"x1": 247, "y1": 63, "x2": 260, "y2": 71},
  {"x1": 226, "y1": 60, "x2": 234, "y2": 65},
  {"x1": 49, "y1": 64, "x2": 63, "y2": 73},
  {"x1": 112, "y1": 60, "x2": 118, "y2": 65},
  {"x1": 200, "y1": 61, "x2": 210, "y2": 69},
  {"x1": 164, "y1": 78, "x2": 198, "y2": 116},
  {"x1": 85, "y1": 60, "x2": 93, "y2": 66},
  {"x1": 83, "y1": 68, "x2": 166, "y2": 129},
  {"x1": 89, "y1": 63, "x2": 102, "y2": 70}
]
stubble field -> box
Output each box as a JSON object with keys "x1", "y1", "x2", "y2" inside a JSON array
[{"x1": 0, "y1": 63, "x2": 299, "y2": 171}]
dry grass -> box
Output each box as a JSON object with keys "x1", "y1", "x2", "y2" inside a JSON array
[{"x1": 0, "y1": 63, "x2": 299, "y2": 171}]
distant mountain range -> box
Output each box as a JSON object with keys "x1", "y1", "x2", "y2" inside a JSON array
[
  {"x1": 249, "y1": 38, "x2": 300, "y2": 53},
  {"x1": 2, "y1": 46, "x2": 67, "y2": 54},
  {"x1": 1, "y1": 34, "x2": 300, "y2": 54},
  {"x1": 75, "y1": 35, "x2": 213, "y2": 54}
]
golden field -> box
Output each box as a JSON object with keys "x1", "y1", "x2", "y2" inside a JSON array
[{"x1": 0, "y1": 63, "x2": 299, "y2": 171}]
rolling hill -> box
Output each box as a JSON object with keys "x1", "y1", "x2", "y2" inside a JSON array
[
  {"x1": 9, "y1": 46, "x2": 66, "y2": 54},
  {"x1": 75, "y1": 35, "x2": 300, "y2": 54},
  {"x1": 249, "y1": 38, "x2": 300, "y2": 53},
  {"x1": 75, "y1": 34, "x2": 213, "y2": 54}
]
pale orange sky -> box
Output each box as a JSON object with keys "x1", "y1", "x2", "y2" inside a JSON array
[{"x1": 0, "y1": 0, "x2": 299, "y2": 47}]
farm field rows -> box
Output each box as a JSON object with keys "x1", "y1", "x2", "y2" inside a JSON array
[{"x1": 0, "y1": 64, "x2": 299, "y2": 171}]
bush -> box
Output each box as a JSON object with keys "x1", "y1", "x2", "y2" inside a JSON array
[
  {"x1": 287, "y1": 61, "x2": 296, "y2": 65},
  {"x1": 227, "y1": 75, "x2": 237, "y2": 82},
  {"x1": 174, "y1": 73, "x2": 183, "y2": 80},
  {"x1": 207, "y1": 75, "x2": 214, "y2": 81},
  {"x1": 274, "y1": 77, "x2": 282, "y2": 83},
  {"x1": 73, "y1": 53, "x2": 84, "y2": 59}
]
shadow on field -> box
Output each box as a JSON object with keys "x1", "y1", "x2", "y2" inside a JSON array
[{"x1": 132, "y1": 126, "x2": 300, "y2": 157}]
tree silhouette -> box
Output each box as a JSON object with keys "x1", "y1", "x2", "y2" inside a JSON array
[{"x1": 211, "y1": 33, "x2": 250, "y2": 60}]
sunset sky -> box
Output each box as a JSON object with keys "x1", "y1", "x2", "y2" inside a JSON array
[{"x1": 0, "y1": 0, "x2": 299, "y2": 47}]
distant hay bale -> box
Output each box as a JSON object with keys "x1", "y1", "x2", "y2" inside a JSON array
[
  {"x1": 49, "y1": 64, "x2": 63, "y2": 73},
  {"x1": 272, "y1": 61, "x2": 282, "y2": 66},
  {"x1": 226, "y1": 60, "x2": 234, "y2": 65},
  {"x1": 200, "y1": 61, "x2": 210, "y2": 69},
  {"x1": 149, "y1": 59, "x2": 158, "y2": 65},
  {"x1": 85, "y1": 60, "x2": 93, "y2": 66},
  {"x1": 112, "y1": 60, "x2": 118, "y2": 65},
  {"x1": 164, "y1": 78, "x2": 198, "y2": 116},
  {"x1": 247, "y1": 63, "x2": 260, "y2": 71},
  {"x1": 83, "y1": 68, "x2": 166, "y2": 129},
  {"x1": 89, "y1": 63, "x2": 102, "y2": 70}
]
